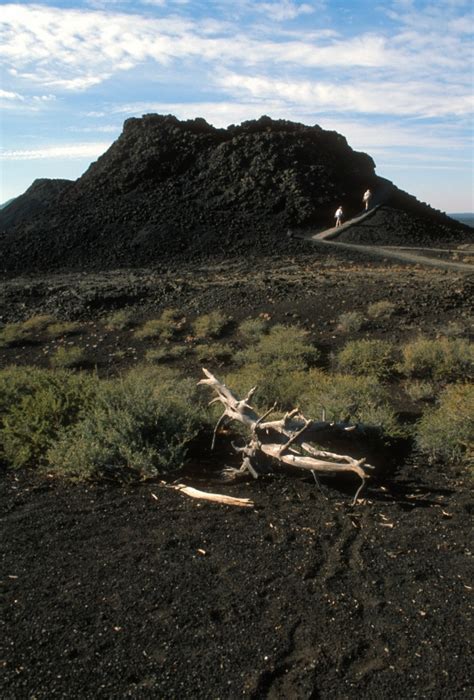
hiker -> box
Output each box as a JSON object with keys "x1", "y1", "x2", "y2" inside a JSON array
[
  {"x1": 363, "y1": 188, "x2": 372, "y2": 211},
  {"x1": 334, "y1": 205, "x2": 343, "y2": 227}
]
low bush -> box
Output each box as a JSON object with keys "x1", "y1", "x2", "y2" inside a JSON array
[
  {"x1": 0, "y1": 368, "x2": 98, "y2": 469},
  {"x1": 134, "y1": 309, "x2": 186, "y2": 341},
  {"x1": 21, "y1": 314, "x2": 57, "y2": 333},
  {"x1": 105, "y1": 309, "x2": 136, "y2": 330},
  {"x1": 193, "y1": 310, "x2": 231, "y2": 340},
  {"x1": 48, "y1": 367, "x2": 207, "y2": 480},
  {"x1": 336, "y1": 339, "x2": 396, "y2": 378},
  {"x1": 300, "y1": 369, "x2": 403, "y2": 439},
  {"x1": 224, "y1": 362, "x2": 308, "y2": 411},
  {"x1": 404, "y1": 379, "x2": 436, "y2": 402},
  {"x1": 337, "y1": 311, "x2": 364, "y2": 333},
  {"x1": 399, "y1": 336, "x2": 473, "y2": 381},
  {"x1": 0, "y1": 323, "x2": 29, "y2": 347},
  {"x1": 238, "y1": 317, "x2": 270, "y2": 344},
  {"x1": 0, "y1": 315, "x2": 58, "y2": 347},
  {"x1": 235, "y1": 324, "x2": 319, "y2": 369},
  {"x1": 416, "y1": 383, "x2": 474, "y2": 467},
  {"x1": 194, "y1": 343, "x2": 234, "y2": 364},
  {"x1": 50, "y1": 346, "x2": 86, "y2": 369},
  {"x1": 146, "y1": 345, "x2": 190, "y2": 363},
  {"x1": 47, "y1": 321, "x2": 82, "y2": 338},
  {"x1": 367, "y1": 301, "x2": 396, "y2": 320}
]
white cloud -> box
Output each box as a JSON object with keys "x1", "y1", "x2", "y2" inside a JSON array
[
  {"x1": 256, "y1": 1, "x2": 316, "y2": 22},
  {"x1": 1, "y1": 143, "x2": 111, "y2": 160},
  {"x1": 217, "y1": 72, "x2": 474, "y2": 118}
]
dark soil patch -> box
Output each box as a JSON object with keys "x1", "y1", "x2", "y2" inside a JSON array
[{"x1": 1, "y1": 461, "x2": 472, "y2": 699}]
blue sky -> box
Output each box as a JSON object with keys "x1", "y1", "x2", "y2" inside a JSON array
[{"x1": 1, "y1": 0, "x2": 473, "y2": 212}]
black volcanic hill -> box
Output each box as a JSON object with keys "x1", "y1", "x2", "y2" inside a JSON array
[{"x1": 0, "y1": 114, "x2": 471, "y2": 273}]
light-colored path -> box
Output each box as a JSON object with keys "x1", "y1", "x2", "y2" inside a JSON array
[{"x1": 304, "y1": 207, "x2": 474, "y2": 274}]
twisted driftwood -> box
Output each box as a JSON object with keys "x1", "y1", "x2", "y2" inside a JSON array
[{"x1": 199, "y1": 368, "x2": 375, "y2": 504}]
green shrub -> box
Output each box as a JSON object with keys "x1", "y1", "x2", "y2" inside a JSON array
[
  {"x1": 47, "y1": 321, "x2": 82, "y2": 338},
  {"x1": 134, "y1": 309, "x2": 185, "y2": 341},
  {"x1": 300, "y1": 369, "x2": 403, "y2": 438},
  {"x1": 235, "y1": 324, "x2": 319, "y2": 369},
  {"x1": 238, "y1": 317, "x2": 270, "y2": 344},
  {"x1": 48, "y1": 368, "x2": 206, "y2": 480},
  {"x1": 193, "y1": 310, "x2": 231, "y2": 339},
  {"x1": 146, "y1": 345, "x2": 190, "y2": 363},
  {"x1": 0, "y1": 369, "x2": 98, "y2": 469},
  {"x1": 399, "y1": 336, "x2": 474, "y2": 381},
  {"x1": 336, "y1": 339, "x2": 396, "y2": 378},
  {"x1": 224, "y1": 362, "x2": 308, "y2": 411},
  {"x1": 337, "y1": 311, "x2": 364, "y2": 333},
  {"x1": 0, "y1": 323, "x2": 29, "y2": 347},
  {"x1": 404, "y1": 379, "x2": 436, "y2": 402},
  {"x1": 50, "y1": 346, "x2": 86, "y2": 369},
  {"x1": 367, "y1": 301, "x2": 396, "y2": 320},
  {"x1": 195, "y1": 342, "x2": 234, "y2": 364},
  {"x1": 105, "y1": 309, "x2": 136, "y2": 330},
  {"x1": 416, "y1": 383, "x2": 474, "y2": 467},
  {"x1": 21, "y1": 314, "x2": 57, "y2": 333},
  {"x1": 0, "y1": 315, "x2": 59, "y2": 347}
]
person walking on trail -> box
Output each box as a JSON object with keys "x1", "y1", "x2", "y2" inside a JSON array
[
  {"x1": 363, "y1": 188, "x2": 372, "y2": 211},
  {"x1": 334, "y1": 205, "x2": 343, "y2": 227}
]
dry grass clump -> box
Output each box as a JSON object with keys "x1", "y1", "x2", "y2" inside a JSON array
[
  {"x1": 367, "y1": 300, "x2": 396, "y2": 320},
  {"x1": 50, "y1": 346, "x2": 86, "y2": 369},
  {"x1": 336, "y1": 339, "x2": 396, "y2": 379},
  {"x1": 193, "y1": 310, "x2": 231, "y2": 339},
  {"x1": 399, "y1": 336, "x2": 473, "y2": 381},
  {"x1": 105, "y1": 309, "x2": 136, "y2": 331},
  {"x1": 416, "y1": 383, "x2": 474, "y2": 467},
  {"x1": 134, "y1": 309, "x2": 186, "y2": 341},
  {"x1": 0, "y1": 315, "x2": 60, "y2": 347},
  {"x1": 336, "y1": 311, "x2": 365, "y2": 333}
]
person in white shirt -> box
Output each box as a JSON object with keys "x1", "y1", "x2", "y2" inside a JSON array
[
  {"x1": 334, "y1": 206, "x2": 343, "y2": 227},
  {"x1": 363, "y1": 189, "x2": 372, "y2": 211}
]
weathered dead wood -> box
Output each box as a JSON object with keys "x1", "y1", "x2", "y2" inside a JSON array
[
  {"x1": 157, "y1": 484, "x2": 254, "y2": 508},
  {"x1": 199, "y1": 368, "x2": 375, "y2": 504}
]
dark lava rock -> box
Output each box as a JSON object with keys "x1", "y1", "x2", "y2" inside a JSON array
[
  {"x1": 0, "y1": 114, "x2": 471, "y2": 273},
  {"x1": 0, "y1": 178, "x2": 72, "y2": 229}
]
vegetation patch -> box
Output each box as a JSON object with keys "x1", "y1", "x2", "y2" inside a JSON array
[
  {"x1": 47, "y1": 321, "x2": 82, "y2": 338},
  {"x1": 48, "y1": 366, "x2": 207, "y2": 481},
  {"x1": 50, "y1": 346, "x2": 86, "y2": 369},
  {"x1": 336, "y1": 339, "x2": 396, "y2": 379},
  {"x1": 105, "y1": 309, "x2": 137, "y2": 330},
  {"x1": 367, "y1": 300, "x2": 396, "y2": 320},
  {"x1": 336, "y1": 311, "x2": 365, "y2": 333},
  {"x1": 399, "y1": 336, "x2": 473, "y2": 381},
  {"x1": 134, "y1": 309, "x2": 186, "y2": 341},
  {"x1": 0, "y1": 368, "x2": 98, "y2": 469},
  {"x1": 193, "y1": 310, "x2": 231, "y2": 339},
  {"x1": 416, "y1": 383, "x2": 474, "y2": 468}
]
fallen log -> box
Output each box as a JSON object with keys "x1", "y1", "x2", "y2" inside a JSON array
[{"x1": 198, "y1": 368, "x2": 375, "y2": 504}]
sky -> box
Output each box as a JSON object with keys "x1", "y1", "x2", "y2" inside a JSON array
[{"x1": 0, "y1": 0, "x2": 473, "y2": 212}]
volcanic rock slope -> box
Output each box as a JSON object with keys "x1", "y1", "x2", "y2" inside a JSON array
[{"x1": 0, "y1": 114, "x2": 470, "y2": 273}]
